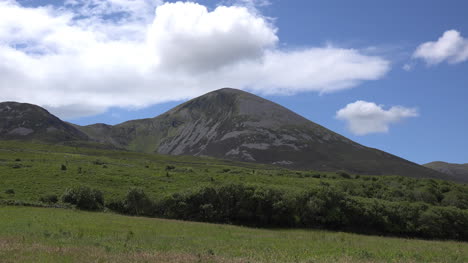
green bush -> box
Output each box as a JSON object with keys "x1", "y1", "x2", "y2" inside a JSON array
[
  {"x1": 441, "y1": 190, "x2": 468, "y2": 209},
  {"x1": 123, "y1": 188, "x2": 153, "y2": 216},
  {"x1": 39, "y1": 194, "x2": 58, "y2": 204},
  {"x1": 165, "y1": 165, "x2": 175, "y2": 171},
  {"x1": 337, "y1": 171, "x2": 351, "y2": 179},
  {"x1": 153, "y1": 183, "x2": 468, "y2": 241},
  {"x1": 101, "y1": 180, "x2": 468, "y2": 241},
  {"x1": 4, "y1": 189, "x2": 15, "y2": 195},
  {"x1": 61, "y1": 186, "x2": 103, "y2": 210},
  {"x1": 298, "y1": 187, "x2": 348, "y2": 228},
  {"x1": 418, "y1": 206, "x2": 468, "y2": 240}
]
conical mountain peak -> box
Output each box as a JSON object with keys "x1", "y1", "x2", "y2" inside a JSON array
[{"x1": 76, "y1": 89, "x2": 449, "y2": 181}]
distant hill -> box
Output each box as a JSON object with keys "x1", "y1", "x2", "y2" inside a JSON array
[
  {"x1": 424, "y1": 161, "x2": 468, "y2": 182},
  {"x1": 75, "y1": 88, "x2": 450, "y2": 182},
  {"x1": 0, "y1": 102, "x2": 88, "y2": 142}
]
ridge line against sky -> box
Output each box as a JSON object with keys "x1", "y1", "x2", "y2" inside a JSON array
[{"x1": 1, "y1": 0, "x2": 468, "y2": 164}]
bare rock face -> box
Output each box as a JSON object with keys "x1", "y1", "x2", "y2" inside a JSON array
[
  {"x1": 78, "y1": 88, "x2": 449, "y2": 181},
  {"x1": 0, "y1": 102, "x2": 88, "y2": 142}
]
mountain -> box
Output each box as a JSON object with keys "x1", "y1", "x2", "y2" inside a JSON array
[
  {"x1": 77, "y1": 88, "x2": 451, "y2": 181},
  {"x1": 424, "y1": 161, "x2": 468, "y2": 182},
  {"x1": 0, "y1": 101, "x2": 88, "y2": 142}
]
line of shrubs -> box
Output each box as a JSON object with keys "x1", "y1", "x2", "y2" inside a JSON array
[{"x1": 55, "y1": 184, "x2": 468, "y2": 241}]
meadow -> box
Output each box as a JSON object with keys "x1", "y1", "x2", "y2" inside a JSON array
[
  {"x1": 0, "y1": 140, "x2": 467, "y2": 262},
  {"x1": 1, "y1": 206, "x2": 467, "y2": 263},
  {"x1": 0, "y1": 140, "x2": 466, "y2": 206}
]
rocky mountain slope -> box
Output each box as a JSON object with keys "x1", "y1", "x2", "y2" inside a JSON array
[
  {"x1": 424, "y1": 161, "x2": 468, "y2": 182},
  {"x1": 77, "y1": 88, "x2": 451, "y2": 181},
  {"x1": 0, "y1": 102, "x2": 88, "y2": 142}
]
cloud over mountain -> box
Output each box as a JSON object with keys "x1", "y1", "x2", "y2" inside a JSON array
[
  {"x1": 336, "y1": 101, "x2": 418, "y2": 136},
  {"x1": 0, "y1": 0, "x2": 390, "y2": 118}
]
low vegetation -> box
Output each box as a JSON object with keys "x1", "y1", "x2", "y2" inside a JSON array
[
  {"x1": 57, "y1": 183, "x2": 467, "y2": 241},
  {"x1": 0, "y1": 206, "x2": 467, "y2": 263}
]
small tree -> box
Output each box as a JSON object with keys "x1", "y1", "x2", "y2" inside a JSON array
[
  {"x1": 124, "y1": 188, "x2": 153, "y2": 216},
  {"x1": 62, "y1": 186, "x2": 104, "y2": 210}
]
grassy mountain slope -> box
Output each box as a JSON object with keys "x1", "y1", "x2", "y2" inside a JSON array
[
  {"x1": 78, "y1": 88, "x2": 451, "y2": 181},
  {"x1": 424, "y1": 161, "x2": 468, "y2": 182},
  {"x1": 0, "y1": 140, "x2": 466, "y2": 212}
]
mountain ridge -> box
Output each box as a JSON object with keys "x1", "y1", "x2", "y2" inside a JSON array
[
  {"x1": 0, "y1": 89, "x2": 462, "y2": 182},
  {"x1": 75, "y1": 88, "x2": 455, "y2": 182},
  {"x1": 424, "y1": 161, "x2": 468, "y2": 183}
]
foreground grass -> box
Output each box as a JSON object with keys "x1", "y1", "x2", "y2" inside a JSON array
[{"x1": 0, "y1": 206, "x2": 467, "y2": 263}]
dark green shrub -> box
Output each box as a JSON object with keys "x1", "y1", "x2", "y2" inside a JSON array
[
  {"x1": 441, "y1": 190, "x2": 468, "y2": 209},
  {"x1": 165, "y1": 165, "x2": 175, "y2": 171},
  {"x1": 105, "y1": 198, "x2": 125, "y2": 213},
  {"x1": 418, "y1": 206, "x2": 468, "y2": 240},
  {"x1": 96, "y1": 180, "x2": 468, "y2": 241},
  {"x1": 93, "y1": 159, "x2": 105, "y2": 165},
  {"x1": 123, "y1": 188, "x2": 153, "y2": 216},
  {"x1": 61, "y1": 164, "x2": 67, "y2": 171},
  {"x1": 337, "y1": 171, "x2": 351, "y2": 179},
  {"x1": 61, "y1": 186, "x2": 103, "y2": 210},
  {"x1": 412, "y1": 187, "x2": 438, "y2": 204},
  {"x1": 298, "y1": 186, "x2": 348, "y2": 228},
  {"x1": 39, "y1": 194, "x2": 58, "y2": 204},
  {"x1": 4, "y1": 189, "x2": 15, "y2": 195}
]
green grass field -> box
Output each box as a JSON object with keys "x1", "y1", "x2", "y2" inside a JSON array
[
  {"x1": 1, "y1": 140, "x2": 467, "y2": 262},
  {"x1": 1, "y1": 206, "x2": 467, "y2": 263},
  {"x1": 0, "y1": 140, "x2": 303, "y2": 202}
]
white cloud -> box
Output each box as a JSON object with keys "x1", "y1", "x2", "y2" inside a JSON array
[
  {"x1": 0, "y1": 1, "x2": 390, "y2": 119},
  {"x1": 148, "y1": 2, "x2": 278, "y2": 72},
  {"x1": 413, "y1": 30, "x2": 468, "y2": 65},
  {"x1": 336, "y1": 101, "x2": 418, "y2": 136}
]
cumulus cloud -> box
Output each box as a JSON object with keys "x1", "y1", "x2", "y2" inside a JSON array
[
  {"x1": 336, "y1": 101, "x2": 418, "y2": 136},
  {"x1": 413, "y1": 30, "x2": 468, "y2": 65},
  {"x1": 0, "y1": 0, "x2": 390, "y2": 119},
  {"x1": 148, "y1": 2, "x2": 278, "y2": 72}
]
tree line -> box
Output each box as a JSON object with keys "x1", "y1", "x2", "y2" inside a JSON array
[{"x1": 56, "y1": 183, "x2": 468, "y2": 241}]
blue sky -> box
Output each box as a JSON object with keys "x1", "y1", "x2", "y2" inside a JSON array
[{"x1": 4, "y1": 0, "x2": 468, "y2": 164}]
